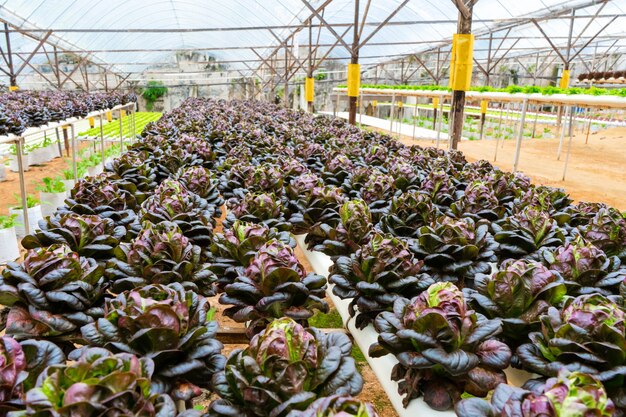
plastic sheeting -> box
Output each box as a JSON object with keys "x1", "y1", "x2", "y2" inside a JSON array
[{"x1": 0, "y1": 0, "x2": 625, "y2": 77}]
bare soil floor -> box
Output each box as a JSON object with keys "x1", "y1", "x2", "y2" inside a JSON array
[
  {"x1": 0, "y1": 142, "x2": 95, "y2": 214},
  {"x1": 395, "y1": 126, "x2": 626, "y2": 210}
]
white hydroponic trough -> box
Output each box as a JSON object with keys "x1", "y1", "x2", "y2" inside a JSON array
[
  {"x1": 295, "y1": 235, "x2": 535, "y2": 417},
  {"x1": 295, "y1": 235, "x2": 454, "y2": 417}
]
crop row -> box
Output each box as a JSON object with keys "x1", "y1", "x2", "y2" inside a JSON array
[
  {"x1": 0, "y1": 98, "x2": 624, "y2": 417},
  {"x1": 0, "y1": 90, "x2": 137, "y2": 136}
]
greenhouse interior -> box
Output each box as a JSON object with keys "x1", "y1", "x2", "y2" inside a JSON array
[{"x1": 1, "y1": 0, "x2": 626, "y2": 416}]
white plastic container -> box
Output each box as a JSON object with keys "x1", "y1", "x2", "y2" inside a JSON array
[
  {"x1": 9, "y1": 205, "x2": 43, "y2": 237},
  {"x1": 9, "y1": 154, "x2": 29, "y2": 172},
  {"x1": 62, "y1": 179, "x2": 75, "y2": 196},
  {"x1": 0, "y1": 227, "x2": 20, "y2": 263},
  {"x1": 29, "y1": 147, "x2": 47, "y2": 165},
  {"x1": 48, "y1": 144, "x2": 62, "y2": 159},
  {"x1": 39, "y1": 191, "x2": 66, "y2": 217},
  {"x1": 0, "y1": 164, "x2": 6, "y2": 182},
  {"x1": 87, "y1": 164, "x2": 104, "y2": 177}
]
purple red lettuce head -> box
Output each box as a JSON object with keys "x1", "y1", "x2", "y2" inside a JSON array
[
  {"x1": 66, "y1": 173, "x2": 139, "y2": 212},
  {"x1": 221, "y1": 240, "x2": 329, "y2": 335},
  {"x1": 493, "y1": 205, "x2": 566, "y2": 259},
  {"x1": 330, "y1": 233, "x2": 429, "y2": 329},
  {"x1": 326, "y1": 154, "x2": 355, "y2": 174},
  {"x1": 517, "y1": 293, "x2": 626, "y2": 408},
  {"x1": 450, "y1": 181, "x2": 505, "y2": 221},
  {"x1": 107, "y1": 221, "x2": 216, "y2": 296},
  {"x1": 23, "y1": 347, "x2": 181, "y2": 416},
  {"x1": 244, "y1": 163, "x2": 285, "y2": 195},
  {"x1": 456, "y1": 369, "x2": 615, "y2": 417},
  {"x1": 370, "y1": 282, "x2": 511, "y2": 410},
  {"x1": 80, "y1": 283, "x2": 225, "y2": 401},
  {"x1": 469, "y1": 259, "x2": 566, "y2": 344},
  {"x1": 22, "y1": 213, "x2": 126, "y2": 261},
  {"x1": 288, "y1": 173, "x2": 323, "y2": 198},
  {"x1": 542, "y1": 237, "x2": 625, "y2": 296},
  {"x1": 209, "y1": 318, "x2": 363, "y2": 416},
  {"x1": 294, "y1": 395, "x2": 380, "y2": 417},
  {"x1": 0, "y1": 244, "x2": 105, "y2": 342},
  {"x1": 576, "y1": 207, "x2": 626, "y2": 261}
]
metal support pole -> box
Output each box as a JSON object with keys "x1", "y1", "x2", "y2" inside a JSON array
[
  {"x1": 100, "y1": 114, "x2": 105, "y2": 168},
  {"x1": 557, "y1": 106, "x2": 570, "y2": 160},
  {"x1": 449, "y1": 1, "x2": 473, "y2": 149},
  {"x1": 131, "y1": 103, "x2": 137, "y2": 143},
  {"x1": 512, "y1": 99, "x2": 529, "y2": 172},
  {"x1": 562, "y1": 114, "x2": 575, "y2": 181},
  {"x1": 585, "y1": 108, "x2": 593, "y2": 144},
  {"x1": 494, "y1": 103, "x2": 507, "y2": 162},
  {"x1": 348, "y1": 0, "x2": 360, "y2": 125},
  {"x1": 479, "y1": 107, "x2": 486, "y2": 141},
  {"x1": 531, "y1": 105, "x2": 540, "y2": 138},
  {"x1": 389, "y1": 93, "x2": 395, "y2": 133},
  {"x1": 15, "y1": 138, "x2": 29, "y2": 235},
  {"x1": 55, "y1": 127, "x2": 62, "y2": 158},
  {"x1": 412, "y1": 103, "x2": 417, "y2": 140},
  {"x1": 397, "y1": 98, "x2": 404, "y2": 137},
  {"x1": 71, "y1": 125, "x2": 77, "y2": 180},
  {"x1": 502, "y1": 103, "x2": 512, "y2": 148},
  {"x1": 359, "y1": 96, "x2": 363, "y2": 126},
  {"x1": 334, "y1": 93, "x2": 339, "y2": 117},
  {"x1": 284, "y1": 43, "x2": 289, "y2": 108},
  {"x1": 119, "y1": 110, "x2": 124, "y2": 152},
  {"x1": 435, "y1": 98, "x2": 444, "y2": 148}
]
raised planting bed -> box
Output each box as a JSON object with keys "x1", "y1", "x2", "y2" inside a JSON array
[{"x1": 0, "y1": 97, "x2": 623, "y2": 417}]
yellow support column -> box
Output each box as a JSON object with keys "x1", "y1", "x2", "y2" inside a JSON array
[{"x1": 347, "y1": 63, "x2": 360, "y2": 125}]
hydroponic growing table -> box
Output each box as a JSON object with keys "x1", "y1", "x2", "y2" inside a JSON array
[
  {"x1": 334, "y1": 86, "x2": 626, "y2": 181},
  {"x1": 0, "y1": 102, "x2": 137, "y2": 234}
]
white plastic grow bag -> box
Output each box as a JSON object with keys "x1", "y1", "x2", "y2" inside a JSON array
[
  {"x1": 40, "y1": 192, "x2": 66, "y2": 217},
  {"x1": 0, "y1": 227, "x2": 20, "y2": 263},
  {"x1": 9, "y1": 153, "x2": 29, "y2": 172},
  {"x1": 9, "y1": 205, "x2": 43, "y2": 237},
  {"x1": 62, "y1": 179, "x2": 76, "y2": 196},
  {"x1": 87, "y1": 164, "x2": 104, "y2": 177}
]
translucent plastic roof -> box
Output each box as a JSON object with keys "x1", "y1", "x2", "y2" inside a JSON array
[{"x1": 0, "y1": 0, "x2": 625, "y2": 78}]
